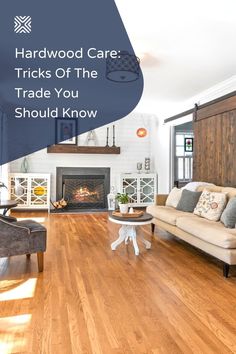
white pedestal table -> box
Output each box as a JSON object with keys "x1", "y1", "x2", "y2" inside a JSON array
[{"x1": 109, "y1": 213, "x2": 153, "y2": 256}]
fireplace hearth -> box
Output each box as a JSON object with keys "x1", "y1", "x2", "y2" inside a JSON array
[{"x1": 56, "y1": 167, "x2": 110, "y2": 211}]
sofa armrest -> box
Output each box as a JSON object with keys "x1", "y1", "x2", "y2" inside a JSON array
[{"x1": 156, "y1": 194, "x2": 168, "y2": 206}]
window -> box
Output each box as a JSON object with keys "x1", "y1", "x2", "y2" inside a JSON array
[
  {"x1": 175, "y1": 132, "x2": 194, "y2": 157},
  {"x1": 175, "y1": 131, "x2": 194, "y2": 182}
]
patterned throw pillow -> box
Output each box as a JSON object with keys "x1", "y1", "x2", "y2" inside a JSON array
[
  {"x1": 165, "y1": 187, "x2": 182, "y2": 208},
  {"x1": 194, "y1": 189, "x2": 227, "y2": 221}
]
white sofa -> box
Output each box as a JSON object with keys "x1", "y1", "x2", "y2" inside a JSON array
[{"x1": 147, "y1": 185, "x2": 236, "y2": 277}]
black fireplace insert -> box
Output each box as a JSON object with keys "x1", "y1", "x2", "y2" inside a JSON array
[{"x1": 56, "y1": 167, "x2": 110, "y2": 211}]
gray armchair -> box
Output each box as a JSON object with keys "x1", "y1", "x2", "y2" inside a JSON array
[{"x1": 0, "y1": 217, "x2": 47, "y2": 272}]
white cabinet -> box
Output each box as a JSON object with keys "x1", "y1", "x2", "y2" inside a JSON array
[
  {"x1": 120, "y1": 173, "x2": 157, "y2": 207},
  {"x1": 9, "y1": 173, "x2": 50, "y2": 210}
]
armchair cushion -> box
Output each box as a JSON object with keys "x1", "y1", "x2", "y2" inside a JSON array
[{"x1": 0, "y1": 218, "x2": 46, "y2": 257}]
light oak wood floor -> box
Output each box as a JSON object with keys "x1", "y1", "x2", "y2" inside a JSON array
[{"x1": 1, "y1": 212, "x2": 236, "y2": 354}]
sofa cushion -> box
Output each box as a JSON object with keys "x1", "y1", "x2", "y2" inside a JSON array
[
  {"x1": 165, "y1": 187, "x2": 182, "y2": 208},
  {"x1": 197, "y1": 185, "x2": 236, "y2": 200},
  {"x1": 183, "y1": 182, "x2": 215, "y2": 192},
  {"x1": 197, "y1": 185, "x2": 223, "y2": 193},
  {"x1": 147, "y1": 205, "x2": 192, "y2": 226},
  {"x1": 222, "y1": 187, "x2": 236, "y2": 200},
  {"x1": 176, "y1": 215, "x2": 236, "y2": 249},
  {"x1": 194, "y1": 189, "x2": 227, "y2": 221},
  {"x1": 221, "y1": 197, "x2": 236, "y2": 228},
  {"x1": 176, "y1": 189, "x2": 202, "y2": 213}
]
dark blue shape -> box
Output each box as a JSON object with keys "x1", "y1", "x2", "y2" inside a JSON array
[{"x1": 0, "y1": 0, "x2": 143, "y2": 164}]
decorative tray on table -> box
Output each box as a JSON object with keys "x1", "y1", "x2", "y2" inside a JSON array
[{"x1": 112, "y1": 210, "x2": 144, "y2": 218}]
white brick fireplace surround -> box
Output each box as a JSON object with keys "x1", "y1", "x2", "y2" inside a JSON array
[{"x1": 9, "y1": 114, "x2": 153, "y2": 200}]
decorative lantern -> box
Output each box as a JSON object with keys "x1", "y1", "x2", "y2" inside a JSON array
[
  {"x1": 144, "y1": 158, "x2": 151, "y2": 173},
  {"x1": 136, "y1": 127, "x2": 147, "y2": 138},
  {"x1": 107, "y1": 186, "x2": 116, "y2": 210}
]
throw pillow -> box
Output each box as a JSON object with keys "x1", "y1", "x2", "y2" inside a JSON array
[
  {"x1": 220, "y1": 197, "x2": 236, "y2": 228},
  {"x1": 194, "y1": 189, "x2": 227, "y2": 221},
  {"x1": 165, "y1": 187, "x2": 182, "y2": 208},
  {"x1": 176, "y1": 189, "x2": 202, "y2": 213}
]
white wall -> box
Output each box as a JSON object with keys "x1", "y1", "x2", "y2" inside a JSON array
[
  {"x1": 149, "y1": 117, "x2": 171, "y2": 193},
  {"x1": 0, "y1": 163, "x2": 10, "y2": 199},
  {"x1": 10, "y1": 113, "x2": 153, "y2": 200}
]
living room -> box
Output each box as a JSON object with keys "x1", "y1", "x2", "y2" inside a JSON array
[{"x1": 1, "y1": 0, "x2": 236, "y2": 353}]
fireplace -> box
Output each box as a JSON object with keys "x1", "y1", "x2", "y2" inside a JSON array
[
  {"x1": 63, "y1": 175, "x2": 106, "y2": 209},
  {"x1": 56, "y1": 167, "x2": 110, "y2": 211}
]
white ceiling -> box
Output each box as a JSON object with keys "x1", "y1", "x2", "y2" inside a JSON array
[{"x1": 115, "y1": 0, "x2": 236, "y2": 107}]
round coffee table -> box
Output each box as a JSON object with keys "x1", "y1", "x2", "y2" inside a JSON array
[{"x1": 109, "y1": 212, "x2": 153, "y2": 256}]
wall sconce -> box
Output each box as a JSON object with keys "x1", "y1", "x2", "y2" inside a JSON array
[{"x1": 136, "y1": 127, "x2": 147, "y2": 138}]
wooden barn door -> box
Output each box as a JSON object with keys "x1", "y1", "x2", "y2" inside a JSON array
[{"x1": 193, "y1": 96, "x2": 236, "y2": 186}]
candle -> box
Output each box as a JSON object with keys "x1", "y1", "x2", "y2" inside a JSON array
[
  {"x1": 113, "y1": 125, "x2": 115, "y2": 137},
  {"x1": 106, "y1": 127, "x2": 109, "y2": 146}
]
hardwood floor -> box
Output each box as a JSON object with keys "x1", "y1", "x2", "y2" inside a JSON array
[{"x1": 1, "y1": 212, "x2": 236, "y2": 353}]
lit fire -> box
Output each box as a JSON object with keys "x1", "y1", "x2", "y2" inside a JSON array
[{"x1": 73, "y1": 187, "x2": 99, "y2": 202}]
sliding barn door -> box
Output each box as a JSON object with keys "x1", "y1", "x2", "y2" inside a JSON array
[{"x1": 193, "y1": 96, "x2": 236, "y2": 186}]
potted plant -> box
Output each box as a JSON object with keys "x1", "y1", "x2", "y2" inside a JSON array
[{"x1": 116, "y1": 193, "x2": 129, "y2": 214}]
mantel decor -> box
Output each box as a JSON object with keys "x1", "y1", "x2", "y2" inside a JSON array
[
  {"x1": 105, "y1": 125, "x2": 116, "y2": 147},
  {"x1": 56, "y1": 118, "x2": 77, "y2": 145},
  {"x1": 112, "y1": 125, "x2": 116, "y2": 147},
  {"x1": 47, "y1": 145, "x2": 120, "y2": 154},
  {"x1": 85, "y1": 130, "x2": 98, "y2": 146}
]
